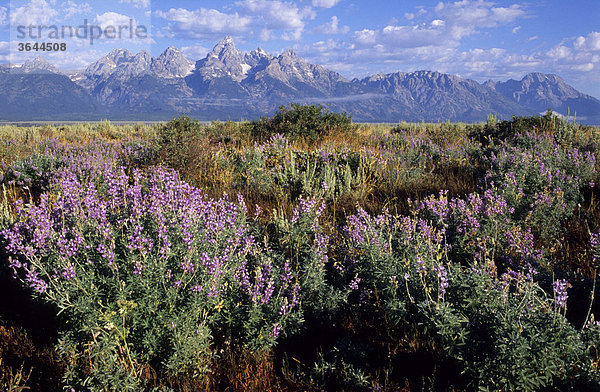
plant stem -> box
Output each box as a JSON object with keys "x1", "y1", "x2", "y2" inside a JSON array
[{"x1": 583, "y1": 268, "x2": 597, "y2": 329}]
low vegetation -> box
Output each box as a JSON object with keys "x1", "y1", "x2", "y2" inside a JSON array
[{"x1": 0, "y1": 106, "x2": 599, "y2": 391}]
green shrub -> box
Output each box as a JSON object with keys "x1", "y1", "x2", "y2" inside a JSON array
[
  {"x1": 433, "y1": 267, "x2": 600, "y2": 391},
  {"x1": 157, "y1": 115, "x2": 203, "y2": 172},
  {"x1": 247, "y1": 103, "x2": 353, "y2": 141}
]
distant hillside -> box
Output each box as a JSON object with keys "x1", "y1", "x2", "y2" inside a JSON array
[
  {"x1": 0, "y1": 70, "x2": 104, "y2": 121},
  {"x1": 2, "y1": 37, "x2": 599, "y2": 123}
]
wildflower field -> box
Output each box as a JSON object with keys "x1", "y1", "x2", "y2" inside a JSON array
[{"x1": 0, "y1": 106, "x2": 599, "y2": 391}]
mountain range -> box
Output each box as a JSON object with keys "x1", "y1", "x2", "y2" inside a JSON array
[{"x1": 1, "y1": 36, "x2": 599, "y2": 123}]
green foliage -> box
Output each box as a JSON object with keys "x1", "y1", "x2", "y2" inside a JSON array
[
  {"x1": 433, "y1": 268, "x2": 599, "y2": 391},
  {"x1": 1, "y1": 152, "x2": 64, "y2": 196},
  {"x1": 157, "y1": 115, "x2": 203, "y2": 172},
  {"x1": 469, "y1": 110, "x2": 585, "y2": 148},
  {"x1": 226, "y1": 135, "x2": 375, "y2": 204},
  {"x1": 246, "y1": 103, "x2": 354, "y2": 141}
]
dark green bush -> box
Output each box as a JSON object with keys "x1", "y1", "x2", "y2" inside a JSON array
[
  {"x1": 470, "y1": 110, "x2": 580, "y2": 146},
  {"x1": 247, "y1": 103, "x2": 354, "y2": 141},
  {"x1": 434, "y1": 268, "x2": 600, "y2": 391},
  {"x1": 157, "y1": 115, "x2": 203, "y2": 172}
]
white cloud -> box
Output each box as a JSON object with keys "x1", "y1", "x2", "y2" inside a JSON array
[
  {"x1": 455, "y1": 47, "x2": 507, "y2": 73},
  {"x1": 349, "y1": 0, "x2": 527, "y2": 58},
  {"x1": 180, "y1": 44, "x2": 209, "y2": 61},
  {"x1": 312, "y1": 0, "x2": 341, "y2": 8},
  {"x1": 352, "y1": 22, "x2": 449, "y2": 50},
  {"x1": 312, "y1": 38, "x2": 345, "y2": 53},
  {"x1": 405, "y1": 8, "x2": 427, "y2": 21},
  {"x1": 237, "y1": 0, "x2": 314, "y2": 40},
  {"x1": 434, "y1": 0, "x2": 525, "y2": 40},
  {"x1": 314, "y1": 16, "x2": 349, "y2": 34},
  {"x1": 120, "y1": 0, "x2": 151, "y2": 9},
  {"x1": 547, "y1": 45, "x2": 572, "y2": 60},
  {"x1": 573, "y1": 63, "x2": 594, "y2": 72},
  {"x1": 302, "y1": 5, "x2": 598, "y2": 98},
  {"x1": 155, "y1": 1, "x2": 316, "y2": 42},
  {"x1": 574, "y1": 32, "x2": 600, "y2": 51},
  {"x1": 155, "y1": 8, "x2": 252, "y2": 39},
  {"x1": 353, "y1": 29, "x2": 377, "y2": 45},
  {"x1": 435, "y1": 0, "x2": 524, "y2": 28},
  {"x1": 0, "y1": 7, "x2": 7, "y2": 26},
  {"x1": 94, "y1": 12, "x2": 135, "y2": 31},
  {"x1": 62, "y1": 1, "x2": 92, "y2": 19},
  {"x1": 10, "y1": 0, "x2": 58, "y2": 26},
  {"x1": 92, "y1": 12, "x2": 154, "y2": 44},
  {"x1": 380, "y1": 25, "x2": 446, "y2": 48},
  {"x1": 259, "y1": 28, "x2": 273, "y2": 41},
  {"x1": 433, "y1": 36, "x2": 599, "y2": 91}
]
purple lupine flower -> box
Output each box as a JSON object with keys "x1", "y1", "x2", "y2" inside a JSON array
[
  {"x1": 349, "y1": 275, "x2": 361, "y2": 290},
  {"x1": 270, "y1": 323, "x2": 281, "y2": 340},
  {"x1": 181, "y1": 260, "x2": 195, "y2": 273},
  {"x1": 433, "y1": 265, "x2": 449, "y2": 298},
  {"x1": 207, "y1": 287, "x2": 219, "y2": 298},
  {"x1": 591, "y1": 230, "x2": 600, "y2": 263},
  {"x1": 254, "y1": 204, "x2": 262, "y2": 220},
  {"x1": 25, "y1": 269, "x2": 47, "y2": 293},
  {"x1": 133, "y1": 263, "x2": 144, "y2": 276},
  {"x1": 553, "y1": 279, "x2": 571, "y2": 309},
  {"x1": 279, "y1": 283, "x2": 300, "y2": 316},
  {"x1": 251, "y1": 260, "x2": 275, "y2": 305},
  {"x1": 280, "y1": 261, "x2": 292, "y2": 286},
  {"x1": 414, "y1": 256, "x2": 427, "y2": 274},
  {"x1": 314, "y1": 231, "x2": 329, "y2": 265},
  {"x1": 62, "y1": 264, "x2": 76, "y2": 280}
]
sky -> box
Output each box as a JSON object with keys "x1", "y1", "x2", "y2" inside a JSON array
[{"x1": 0, "y1": 0, "x2": 599, "y2": 97}]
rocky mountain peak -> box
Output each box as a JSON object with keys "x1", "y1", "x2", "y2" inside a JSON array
[
  {"x1": 245, "y1": 47, "x2": 273, "y2": 67},
  {"x1": 209, "y1": 36, "x2": 242, "y2": 61},
  {"x1": 161, "y1": 46, "x2": 182, "y2": 56},
  {"x1": 157, "y1": 47, "x2": 194, "y2": 78},
  {"x1": 106, "y1": 48, "x2": 134, "y2": 65},
  {"x1": 252, "y1": 47, "x2": 269, "y2": 57},
  {"x1": 133, "y1": 50, "x2": 152, "y2": 65},
  {"x1": 194, "y1": 36, "x2": 250, "y2": 82},
  {"x1": 21, "y1": 56, "x2": 59, "y2": 73},
  {"x1": 491, "y1": 72, "x2": 583, "y2": 111},
  {"x1": 280, "y1": 49, "x2": 299, "y2": 60}
]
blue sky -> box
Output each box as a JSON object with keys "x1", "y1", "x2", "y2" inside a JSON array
[{"x1": 1, "y1": 0, "x2": 599, "y2": 97}]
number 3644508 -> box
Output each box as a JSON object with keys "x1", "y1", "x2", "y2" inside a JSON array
[{"x1": 18, "y1": 42, "x2": 67, "y2": 51}]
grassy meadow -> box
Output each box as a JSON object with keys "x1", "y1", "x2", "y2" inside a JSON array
[{"x1": 0, "y1": 105, "x2": 599, "y2": 391}]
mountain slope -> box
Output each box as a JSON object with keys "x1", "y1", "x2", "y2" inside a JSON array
[
  {"x1": 487, "y1": 73, "x2": 600, "y2": 121},
  {"x1": 358, "y1": 71, "x2": 529, "y2": 121},
  {"x1": 79, "y1": 48, "x2": 196, "y2": 115},
  {"x1": 1, "y1": 37, "x2": 599, "y2": 123},
  {"x1": 0, "y1": 73, "x2": 103, "y2": 120}
]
